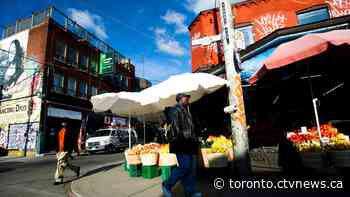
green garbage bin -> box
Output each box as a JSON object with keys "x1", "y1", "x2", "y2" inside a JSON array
[
  {"x1": 142, "y1": 165, "x2": 159, "y2": 179},
  {"x1": 128, "y1": 164, "x2": 141, "y2": 177}
]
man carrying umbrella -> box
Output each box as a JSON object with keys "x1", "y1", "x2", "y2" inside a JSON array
[{"x1": 162, "y1": 93, "x2": 201, "y2": 197}]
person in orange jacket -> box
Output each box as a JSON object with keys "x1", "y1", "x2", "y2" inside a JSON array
[{"x1": 54, "y1": 122, "x2": 80, "y2": 185}]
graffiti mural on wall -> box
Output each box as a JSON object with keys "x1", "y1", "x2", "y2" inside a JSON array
[
  {"x1": 254, "y1": 12, "x2": 289, "y2": 40},
  {"x1": 0, "y1": 30, "x2": 43, "y2": 151},
  {"x1": 7, "y1": 122, "x2": 39, "y2": 150},
  {"x1": 0, "y1": 126, "x2": 8, "y2": 148},
  {"x1": 327, "y1": 0, "x2": 350, "y2": 17}
]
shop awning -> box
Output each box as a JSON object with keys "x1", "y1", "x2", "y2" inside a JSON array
[
  {"x1": 249, "y1": 30, "x2": 350, "y2": 84},
  {"x1": 240, "y1": 47, "x2": 276, "y2": 82}
]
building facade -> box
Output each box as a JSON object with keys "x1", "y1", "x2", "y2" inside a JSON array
[
  {"x1": 134, "y1": 77, "x2": 152, "y2": 91},
  {"x1": 189, "y1": 0, "x2": 350, "y2": 147},
  {"x1": 189, "y1": 0, "x2": 350, "y2": 74},
  {"x1": 0, "y1": 7, "x2": 138, "y2": 156}
]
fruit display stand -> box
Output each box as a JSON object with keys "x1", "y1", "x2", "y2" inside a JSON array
[
  {"x1": 140, "y1": 153, "x2": 159, "y2": 179},
  {"x1": 124, "y1": 151, "x2": 142, "y2": 177},
  {"x1": 326, "y1": 133, "x2": 350, "y2": 168},
  {"x1": 200, "y1": 135, "x2": 234, "y2": 168},
  {"x1": 158, "y1": 144, "x2": 178, "y2": 181},
  {"x1": 287, "y1": 124, "x2": 350, "y2": 169},
  {"x1": 125, "y1": 143, "x2": 159, "y2": 178},
  {"x1": 128, "y1": 164, "x2": 142, "y2": 177},
  {"x1": 329, "y1": 150, "x2": 350, "y2": 168},
  {"x1": 159, "y1": 153, "x2": 178, "y2": 181},
  {"x1": 299, "y1": 152, "x2": 328, "y2": 169},
  {"x1": 123, "y1": 161, "x2": 128, "y2": 172}
]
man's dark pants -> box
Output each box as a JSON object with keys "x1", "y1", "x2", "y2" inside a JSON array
[{"x1": 164, "y1": 153, "x2": 196, "y2": 194}]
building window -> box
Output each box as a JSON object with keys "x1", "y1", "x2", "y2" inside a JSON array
[
  {"x1": 55, "y1": 39, "x2": 66, "y2": 62},
  {"x1": 79, "y1": 81, "x2": 87, "y2": 98},
  {"x1": 67, "y1": 77, "x2": 77, "y2": 96},
  {"x1": 53, "y1": 73, "x2": 64, "y2": 93},
  {"x1": 124, "y1": 76, "x2": 129, "y2": 89},
  {"x1": 298, "y1": 7, "x2": 329, "y2": 25},
  {"x1": 79, "y1": 53, "x2": 88, "y2": 70},
  {"x1": 90, "y1": 56, "x2": 98, "y2": 74},
  {"x1": 236, "y1": 25, "x2": 254, "y2": 49},
  {"x1": 91, "y1": 85, "x2": 98, "y2": 96},
  {"x1": 67, "y1": 46, "x2": 78, "y2": 66}
]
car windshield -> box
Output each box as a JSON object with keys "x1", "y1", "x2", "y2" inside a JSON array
[{"x1": 94, "y1": 130, "x2": 111, "y2": 137}]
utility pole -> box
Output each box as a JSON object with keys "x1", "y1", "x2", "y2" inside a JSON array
[
  {"x1": 141, "y1": 54, "x2": 146, "y2": 145},
  {"x1": 218, "y1": 0, "x2": 251, "y2": 175}
]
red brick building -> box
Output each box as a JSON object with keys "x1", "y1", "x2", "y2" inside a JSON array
[
  {"x1": 189, "y1": 0, "x2": 350, "y2": 73},
  {"x1": 0, "y1": 7, "x2": 137, "y2": 154}
]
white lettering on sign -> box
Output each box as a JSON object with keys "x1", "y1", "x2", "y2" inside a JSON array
[
  {"x1": 254, "y1": 12, "x2": 287, "y2": 39},
  {"x1": 327, "y1": 0, "x2": 350, "y2": 17},
  {"x1": 191, "y1": 32, "x2": 201, "y2": 40}
]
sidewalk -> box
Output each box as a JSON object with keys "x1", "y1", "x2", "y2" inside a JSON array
[
  {"x1": 0, "y1": 152, "x2": 87, "y2": 163},
  {"x1": 69, "y1": 163, "x2": 284, "y2": 197}
]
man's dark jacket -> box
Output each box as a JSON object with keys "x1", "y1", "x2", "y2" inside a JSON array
[{"x1": 168, "y1": 104, "x2": 198, "y2": 155}]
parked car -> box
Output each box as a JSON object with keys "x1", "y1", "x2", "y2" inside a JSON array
[{"x1": 86, "y1": 128, "x2": 138, "y2": 154}]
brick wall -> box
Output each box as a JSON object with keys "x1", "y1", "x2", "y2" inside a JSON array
[{"x1": 189, "y1": 0, "x2": 350, "y2": 72}]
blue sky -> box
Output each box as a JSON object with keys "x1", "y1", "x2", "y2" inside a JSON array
[{"x1": 0, "y1": 0, "x2": 242, "y2": 84}]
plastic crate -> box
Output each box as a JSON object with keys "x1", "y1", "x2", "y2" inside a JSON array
[
  {"x1": 160, "y1": 166, "x2": 175, "y2": 182},
  {"x1": 123, "y1": 161, "x2": 128, "y2": 171},
  {"x1": 142, "y1": 165, "x2": 159, "y2": 179},
  {"x1": 128, "y1": 164, "x2": 141, "y2": 177}
]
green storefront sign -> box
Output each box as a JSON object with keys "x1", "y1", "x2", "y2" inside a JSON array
[{"x1": 99, "y1": 53, "x2": 114, "y2": 74}]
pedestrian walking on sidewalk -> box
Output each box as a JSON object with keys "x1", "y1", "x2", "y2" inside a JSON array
[
  {"x1": 54, "y1": 122, "x2": 80, "y2": 185},
  {"x1": 162, "y1": 93, "x2": 202, "y2": 197}
]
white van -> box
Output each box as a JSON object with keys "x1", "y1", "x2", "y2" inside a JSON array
[{"x1": 86, "y1": 128, "x2": 138, "y2": 154}]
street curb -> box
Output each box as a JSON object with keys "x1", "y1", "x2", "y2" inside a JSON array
[{"x1": 66, "y1": 160, "x2": 124, "y2": 197}]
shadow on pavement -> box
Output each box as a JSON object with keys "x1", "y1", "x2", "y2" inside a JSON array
[
  {"x1": 0, "y1": 161, "x2": 25, "y2": 173},
  {"x1": 82, "y1": 163, "x2": 122, "y2": 178}
]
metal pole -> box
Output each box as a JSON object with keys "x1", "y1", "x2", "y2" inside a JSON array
[
  {"x1": 143, "y1": 116, "x2": 146, "y2": 144},
  {"x1": 218, "y1": 0, "x2": 251, "y2": 175},
  {"x1": 128, "y1": 113, "x2": 131, "y2": 149},
  {"x1": 24, "y1": 71, "x2": 37, "y2": 157},
  {"x1": 312, "y1": 98, "x2": 323, "y2": 145}
]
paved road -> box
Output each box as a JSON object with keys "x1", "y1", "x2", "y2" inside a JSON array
[{"x1": 0, "y1": 152, "x2": 124, "y2": 197}]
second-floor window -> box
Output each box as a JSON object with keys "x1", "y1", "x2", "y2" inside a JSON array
[
  {"x1": 67, "y1": 47, "x2": 78, "y2": 66},
  {"x1": 53, "y1": 73, "x2": 64, "y2": 93},
  {"x1": 79, "y1": 53, "x2": 88, "y2": 71},
  {"x1": 79, "y1": 81, "x2": 87, "y2": 98},
  {"x1": 90, "y1": 56, "x2": 98, "y2": 74},
  {"x1": 298, "y1": 7, "x2": 330, "y2": 25},
  {"x1": 236, "y1": 25, "x2": 254, "y2": 49},
  {"x1": 55, "y1": 39, "x2": 66, "y2": 62},
  {"x1": 67, "y1": 77, "x2": 77, "y2": 96}
]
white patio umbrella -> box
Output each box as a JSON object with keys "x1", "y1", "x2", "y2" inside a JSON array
[
  {"x1": 90, "y1": 73, "x2": 228, "y2": 148},
  {"x1": 91, "y1": 92, "x2": 147, "y2": 116},
  {"x1": 91, "y1": 91, "x2": 149, "y2": 148},
  {"x1": 140, "y1": 73, "x2": 228, "y2": 113}
]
